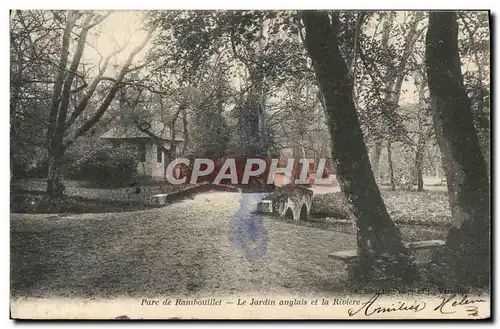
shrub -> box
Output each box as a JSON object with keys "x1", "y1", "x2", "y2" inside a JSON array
[
  {"x1": 310, "y1": 192, "x2": 350, "y2": 218},
  {"x1": 25, "y1": 159, "x2": 49, "y2": 178},
  {"x1": 345, "y1": 250, "x2": 419, "y2": 293},
  {"x1": 420, "y1": 231, "x2": 490, "y2": 291},
  {"x1": 11, "y1": 154, "x2": 49, "y2": 179},
  {"x1": 67, "y1": 145, "x2": 138, "y2": 187}
]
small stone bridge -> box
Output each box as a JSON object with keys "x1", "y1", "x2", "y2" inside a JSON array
[
  {"x1": 257, "y1": 185, "x2": 314, "y2": 221},
  {"x1": 151, "y1": 183, "x2": 314, "y2": 221}
]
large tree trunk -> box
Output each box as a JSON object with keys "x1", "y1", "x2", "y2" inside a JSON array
[
  {"x1": 46, "y1": 140, "x2": 65, "y2": 199},
  {"x1": 426, "y1": 12, "x2": 490, "y2": 286},
  {"x1": 41, "y1": 12, "x2": 150, "y2": 199},
  {"x1": 302, "y1": 11, "x2": 415, "y2": 285},
  {"x1": 44, "y1": 12, "x2": 77, "y2": 199}
]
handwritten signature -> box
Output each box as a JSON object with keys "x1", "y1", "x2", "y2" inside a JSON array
[
  {"x1": 433, "y1": 294, "x2": 487, "y2": 316},
  {"x1": 348, "y1": 294, "x2": 426, "y2": 316},
  {"x1": 348, "y1": 294, "x2": 487, "y2": 317}
]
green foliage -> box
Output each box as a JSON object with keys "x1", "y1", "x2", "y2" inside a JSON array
[
  {"x1": 149, "y1": 10, "x2": 307, "y2": 85},
  {"x1": 148, "y1": 10, "x2": 313, "y2": 159},
  {"x1": 459, "y1": 10, "x2": 491, "y2": 165},
  {"x1": 66, "y1": 145, "x2": 138, "y2": 187},
  {"x1": 356, "y1": 12, "x2": 426, "y2": 145}
]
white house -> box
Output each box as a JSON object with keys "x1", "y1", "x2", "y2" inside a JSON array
[{"x1": 100, "y1": 123, "x2": 185, "y2": 179}]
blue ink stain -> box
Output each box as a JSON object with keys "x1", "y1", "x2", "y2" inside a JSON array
[{"x1": 229, "y1": 192, "x2": 268, "y2": 260}]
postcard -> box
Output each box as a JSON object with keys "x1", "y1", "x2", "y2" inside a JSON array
[{"x1": 10, "y1": 9, "x2": 491, "y2": 320}]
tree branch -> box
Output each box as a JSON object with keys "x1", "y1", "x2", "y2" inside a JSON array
[
  {"x1": 65, "y1": 44, "x2": 128, "y2": 129},
  {"x1": 64, "y1": 28, "x2": 155, "y2": 147},
  {"x1": 82, "y1": 11, "x2": 111, "y2": 30},
  {"x1": 54, "y1": 13, "x2": 95, "y2": 145}
]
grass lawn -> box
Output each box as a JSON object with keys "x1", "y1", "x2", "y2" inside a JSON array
[
  {"x1": 311, "y1": 187, "x2": 452, "y2": 227},
  {"x1": 10, "y1": 190, "x2": 162, "y2": 214},
  {"x1": 11, "y1": 192, "x2": 356, "y2": 299},
  {"x1": 10, "y1": 179, "x2": 196, "y2": 214}
]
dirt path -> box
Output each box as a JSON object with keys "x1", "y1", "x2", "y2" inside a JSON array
[{"x1": 11, "y1": 192, "x2": 356, "y2": 298}]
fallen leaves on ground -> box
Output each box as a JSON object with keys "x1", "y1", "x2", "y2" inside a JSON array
[{"x1": 312, "y1": 188, "x2": 452, "y2": 227}]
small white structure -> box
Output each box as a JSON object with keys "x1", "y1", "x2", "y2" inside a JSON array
[
  {"x1": 151, "y1": 194, "x2": 168, "y2": 205},
  {"x1": 100, "y1": 123, "x2": 184, "y2": 179},
  {"x1": 257, "y1": 200, "x2": 273, "y2": 213}
]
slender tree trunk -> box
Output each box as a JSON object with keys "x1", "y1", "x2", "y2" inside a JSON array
[
  {"x1": 257, "y1": 88, "x2": 269, "y2": 155},
  {"x1": 231, "y1": 22, "x2": 269, "y2": 157},
  {"x1": 426, "y1": 12, "x2": 490, "y2": 286},
  {"x1": 416, "y1": 163, "x2": 424, "y2": 191},
  {"x1": 369, "y1": 18, "x2": 391, "y2": 184},
  {"x1": 302, "y1": 11, "x2": 415, "y2": 285},
  {"x1": 252, "y1": 72, "x2": 269, "y2": 156},
  {"x1": 181, "y1": 108, "x2": 189, "y2": 155},
  {"x1": 414, "y1": 135, "x2": 426, "y2": 192},
  {"x1": 371, "y1": 140, "x2": 383, "y2": 183},
  {"x1": 414, "y1": 153, "x2": 424, "y2": 191},
  {"x1": 371, "y1": 13, "x2": 424, "y2": 186},
  {"x1": 387, "y1": 140, "x2": 396, "y2": 191},
  {"x1": 413, "y1": 70, "x2": 428, "y2": 191}
]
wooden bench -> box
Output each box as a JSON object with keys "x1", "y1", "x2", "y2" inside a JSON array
[{"x1": 328, "y1": 240, "x2": 446, "y2": 263}]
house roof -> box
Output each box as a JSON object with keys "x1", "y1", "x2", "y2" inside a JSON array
[{"x1": 100, "y1": 122, "x2": 185, "y2": 142}]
